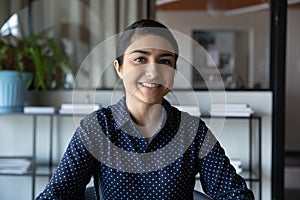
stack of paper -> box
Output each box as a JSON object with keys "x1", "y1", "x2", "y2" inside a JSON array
[
  {"x1": 230, "y1": 159, "x2": 243, "y2": 174},
  {"x1": 0, "y1": 158, "x2": 31, "y2": 174},
  {"x1": 173, "y1": 105, "x2": 201, "y2": 117},
  {"x1": 24, "y1": 106, "x2": 55, "y2": 114},
  {"x1": 209, "y1": 103, "x2": 254, "y2": 117},
  {"x1": 59, "y1": 103, "x2": 101, "y2": 115}
]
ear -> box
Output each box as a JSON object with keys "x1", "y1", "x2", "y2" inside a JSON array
[{"x1": 113, "y1": 60, "x2": 123, "y2": 79}]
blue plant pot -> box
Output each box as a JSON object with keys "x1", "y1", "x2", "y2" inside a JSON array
[{"x1": 0, "y1": 70, "x2": 32, "y2": 113}]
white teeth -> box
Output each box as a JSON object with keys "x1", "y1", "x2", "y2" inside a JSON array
[{"x1": 141, "y1": 83, "x2": 159, "y2": 88}]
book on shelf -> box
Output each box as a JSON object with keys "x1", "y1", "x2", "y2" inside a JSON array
[
  {"x1": 211, "y1": 103, "x2": 249, "y2": 109},
  {"x1": 210, "y1": 103, "x2": 254, "y2": 117},
  {"x1": 24, "y1": 106, "x2": 55, "y2": 114},
  {"x1": 59, "y1": 103, "x2": 101, "y2": 114},
  {"x1": 173, "y1": 105, "x2": 201, "y2": 117},
  {"x1": 209, "y1": 110, "x2": 254, "y2": 117},
  {"x1": 0, "y1": 158, "x2": 31, "y2": 174}
]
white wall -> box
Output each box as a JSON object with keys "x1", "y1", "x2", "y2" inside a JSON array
[{"x1": 156, "y1": 10, "x2": 270, "y2": 89}]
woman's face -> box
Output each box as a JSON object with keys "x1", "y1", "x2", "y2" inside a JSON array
[{"x1": 114, "y1": 34, "x2": 176, "y2": 105}]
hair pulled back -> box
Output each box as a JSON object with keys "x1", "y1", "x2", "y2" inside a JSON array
[{"x1": 116, "y1": 19, "x2": 179, "y2": 67}]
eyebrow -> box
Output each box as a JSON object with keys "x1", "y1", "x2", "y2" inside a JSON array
[{"x1": 130, "y1": 50, "x2": 175, "y2": 58}]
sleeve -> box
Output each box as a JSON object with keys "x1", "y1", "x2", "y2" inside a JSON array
[
  {"x1": 35, "y1": 130, "x2": 99, "y2": 200},
  {"x1": 198, "y1": 129, "x2": 254, "y2": 200}
]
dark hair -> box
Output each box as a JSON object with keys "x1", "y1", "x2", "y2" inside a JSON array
[{"x1": 116, "y1": 19, "x2": 179, "y2": 67}]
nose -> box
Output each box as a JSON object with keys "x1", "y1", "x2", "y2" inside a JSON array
[{"x1": 145, "y1": 63, "x2": 159, "y2": 79}]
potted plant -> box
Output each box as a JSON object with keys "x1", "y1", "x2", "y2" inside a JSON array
[{"x1": 0, "y1": 34, "x2": 73, "y2": 113}]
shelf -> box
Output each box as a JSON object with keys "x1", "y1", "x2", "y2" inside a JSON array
[
  {"x1": 201, "y1": 114, "x2": 260, "y2": 119},
  {"x1": 0, "y1": 168, "x2": 56, "y2": 177},
  {"x1": 195, "y1": 170, "x2": 260, "y2": 182},
  {"x1": 240, "y1": 171, "x2": 261, "y2": 182},
  {"x1": 0, "y1": 156, "x2": 32, "y2": 176},
  {"x1": 0, "y1": 112, "x2": 90, "y2": 117},
  {"x1": 0, "y1": 111, "x2": 262, "y2": 199},
  {"x1": 34, "y1": 165, "x2": 56, "y2": 177}
]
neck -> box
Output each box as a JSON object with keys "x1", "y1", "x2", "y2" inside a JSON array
[
  {"x1": 126, "y1": 98, "x2": 163, "y2": 125},
  {"x1": 126, "y1": 97, "x2": 163, "y2": 138}
]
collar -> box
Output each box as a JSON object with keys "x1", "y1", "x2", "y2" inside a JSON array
[{"x1": 109, "y1": 96, "x2": 170, "y2": 138}]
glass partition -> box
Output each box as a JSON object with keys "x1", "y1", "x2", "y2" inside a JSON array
[{"x1": 156, "y1": 1, "x2": 271, "y2": 90}]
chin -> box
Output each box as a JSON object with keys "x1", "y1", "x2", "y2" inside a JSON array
[
  {"x1": 135, "y1": 94, "x2": 162, "y2": 105},
  {"x1": 139, "y1": 97, "x2": 161, "y2": 105}
]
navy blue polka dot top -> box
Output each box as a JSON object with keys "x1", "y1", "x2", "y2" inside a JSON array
[{"x1": 36, "y1": 97, "x2": 254, "y2": 200}]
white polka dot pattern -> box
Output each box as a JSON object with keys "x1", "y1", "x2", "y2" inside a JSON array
[{"x1": 35, "y1": 97, "x2": 254, "y2": 200}]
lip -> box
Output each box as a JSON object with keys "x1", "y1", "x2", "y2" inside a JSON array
[{"x1": 138, "y1": 82, "x2": 162, "y2": 89}]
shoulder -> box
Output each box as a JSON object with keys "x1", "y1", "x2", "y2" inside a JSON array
[
  {"x1": 79, "y1": 98, "x2": 128, "y2": 133},
  {"x1": 163, "y1": 102, "x2": 208, "y2": 144},
  {"x1": 82, "y1": 96, "x2": 127, "y2": 122},
  {"x1": 167, "y1": 103, "x2": 207, "y2": 131},
  {"x1": 82, "y1": 105, "x2": 114, "y2": 124}
]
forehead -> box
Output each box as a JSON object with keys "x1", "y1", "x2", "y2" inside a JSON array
[{"x1": 125, "y1": 34, "x2": 175, "y2": 54}]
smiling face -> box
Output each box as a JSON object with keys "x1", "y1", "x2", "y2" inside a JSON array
[{"x1": 114, "y1": 34, "x2": 176, "y2": 106}]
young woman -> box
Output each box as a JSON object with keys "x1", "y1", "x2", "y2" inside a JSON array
[{"x1": 36, "y1": 19, "x2": 254, "y2": 200}]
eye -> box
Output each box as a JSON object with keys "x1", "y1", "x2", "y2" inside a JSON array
[
  {"x1": 134, "y1": 57, "x2": 146, "y2": 63},
  {"x1": 159, "y1": 59, "x2": 172, "y2": 66}
]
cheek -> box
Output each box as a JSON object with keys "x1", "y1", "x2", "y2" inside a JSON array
[
  {"x1": 160, "y1": 66, "x2": 175, "y2": 85},
  {"x1": 121, "y1": 67, "x2": 144, "y2": 85}
]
